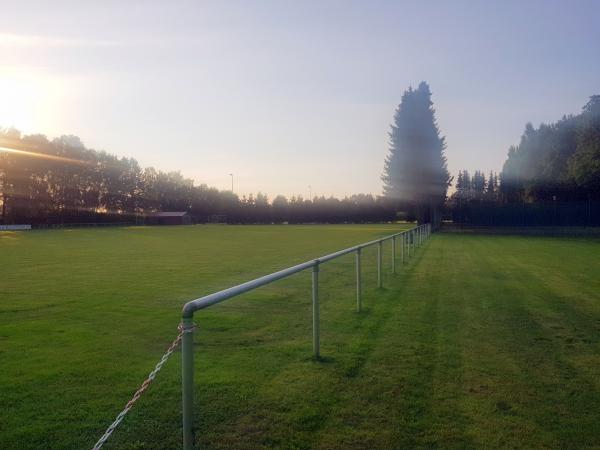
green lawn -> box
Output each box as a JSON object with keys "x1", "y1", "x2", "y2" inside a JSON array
[{"x1": 1, "y1": 226, "x2": 600, "y2": 449}]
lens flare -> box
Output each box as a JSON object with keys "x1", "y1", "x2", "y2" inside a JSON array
[{"x1": 0, "y1": 145, "x2": 92, "y2": 166}]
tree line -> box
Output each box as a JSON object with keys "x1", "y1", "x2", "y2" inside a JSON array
[
  {"x1": 452, "y1": 96, "x2": 600, "y2": 205},
  {"x1": 0, "y1": 129, "x2": 395, "y2": 225},
  {"x1": 500, "y1": 95, "x2": 600, "y2": 202},
  {"x1": 448, "y1": 96, "x2": 600, "y2": 226},
  {"x1": 452, "y1": 170, "x2": 500, "y2": 202},
  {"x1": 3, "y1": 86, "x2": 598, "y2": 227},
  {"x1": 381, "y1": 86, "x2": 600, "y2": 227}
]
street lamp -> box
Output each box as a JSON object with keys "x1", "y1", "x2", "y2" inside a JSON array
[{"x1": 229, "y1": 173, "x2": 233, "y2": 193}]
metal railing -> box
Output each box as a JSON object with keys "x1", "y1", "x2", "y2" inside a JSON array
[{"x1": 180, "y1": 223, "x2": 431, "y2": 449}]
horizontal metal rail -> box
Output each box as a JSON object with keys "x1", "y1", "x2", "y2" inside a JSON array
[
  {"x1": 182, "y1": 230, "x2": 417, "y2": 317},
  {"x1": 180, "y1": 223, "x2": 431, "y2": 449}
]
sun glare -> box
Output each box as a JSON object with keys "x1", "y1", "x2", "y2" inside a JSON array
[
  {"x1": 0, "y1": 145, "x2": 90, "y2": 165},
  {"x1": 0, "y1": 69, "x2": 62, "y2": 134}
]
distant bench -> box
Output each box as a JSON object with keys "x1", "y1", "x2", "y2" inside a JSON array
[{"x1": 0, "y1": 224, "x2": 32, "y2": 231}]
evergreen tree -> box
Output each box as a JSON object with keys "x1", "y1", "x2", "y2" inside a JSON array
[
  {"x1": 487, "y1": 171, "x2": 495, "y2": 194},
  {"x1": 461, "y1": 170, "x2": 471, "y2": 199},
  {"x1": 472, "y1": 170, "x2": 486, "y2": 193},
  {"x1": 456, "y1": 171, "x2": 464, "y2": 192},
  {"x1": 382, "y1": 82, "x2": 450, "y2": 224}
]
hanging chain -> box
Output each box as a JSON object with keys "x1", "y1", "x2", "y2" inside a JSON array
[{"x1": 92, "y1": 322, "x2": 196, "y2": 450}]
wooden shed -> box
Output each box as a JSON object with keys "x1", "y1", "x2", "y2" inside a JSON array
[{"x1": 147, "y1": 211, "x2": 191, "y2": 226}]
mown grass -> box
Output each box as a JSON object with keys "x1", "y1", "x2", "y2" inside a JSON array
[
  {"x1": 0, "y1": 224, "x2": 408, "y2": 449},
  {"x1": 1, "y1": 226, "x2": 599, "y2": 449}
]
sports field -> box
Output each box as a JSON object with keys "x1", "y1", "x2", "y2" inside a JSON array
[{"x1": 1, "y1": 225, "x2": 600, "y2": 449}]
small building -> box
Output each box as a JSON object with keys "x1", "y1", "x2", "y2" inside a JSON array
[{"x1": 147, "y1": 211, "x2": 192, "y2": 226}]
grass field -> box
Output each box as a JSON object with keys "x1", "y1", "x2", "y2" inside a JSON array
[{"x1": 1, "y1": 225, "x2": 600, "y2": 449}]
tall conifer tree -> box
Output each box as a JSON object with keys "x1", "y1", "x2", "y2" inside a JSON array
[{"x1": 382, "y1": 82, "x2": 451, "y2": 224}]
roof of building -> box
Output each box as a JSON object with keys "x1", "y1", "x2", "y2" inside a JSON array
[{"x1": 152, "y1": 211, "x2": 188, "y2": 217}]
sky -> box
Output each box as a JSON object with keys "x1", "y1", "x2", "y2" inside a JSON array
[{"x1": 1, "y1": 0, "x2": 599, "y2": 199}]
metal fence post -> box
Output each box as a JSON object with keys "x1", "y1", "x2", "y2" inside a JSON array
[
  {"x1": 401, "y1": 232, "x2": 405, "y2": 264},
  {"x1": 181, "y1": 317, "x2": 194, "y2": 450},
  {"x1": 312, "y1": 261, "x2": 320, "y2": 359},
  {"x1": 356, "y1": 248, "x2": 362, "y2": 312},
  {"x1": 377, "y1": 241, "x2": 382, "y2": 288},
  {"x1": 392, "y1": 236, "x2": 396, "y2": 274}
]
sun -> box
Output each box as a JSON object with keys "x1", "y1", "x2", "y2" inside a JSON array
[{"x1": 0, "y1": 68, "x2": 61, "y2": 134}]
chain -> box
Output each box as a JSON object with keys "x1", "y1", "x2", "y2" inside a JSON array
[{"x1": 92, "y1": 322, "x2": 196, "y2": 450}]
